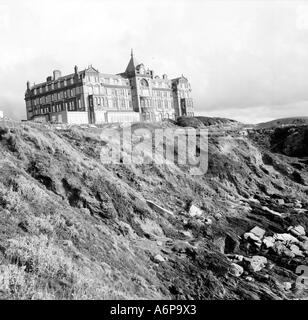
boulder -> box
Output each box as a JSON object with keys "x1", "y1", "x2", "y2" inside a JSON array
[
  {"x1": 250, "y1": 226, "x2": 266, "y2": 239},
  {"x1": 153, "y1": 254, "x2": 165, "y2": 263},
  {"x1": 245, "y1": 276, "x2": 255, "y2": 282},
  {"x1": 289, "y1": 244, "x2": 304, "y2": 257},
  {"x1": 188, "y1": 205, "x2": 203, "y2": 217},
  {"x1": 248, "y1": 256, "x2": 268, "y2": 272},
  {"x1": 272, "y1": 242, "x2": 295, "y2": 258},
  {"x1": 283, "y1": 282, "x2": 292, "y2": 291},
  {"x1": 230, "y1": 263, "x2": 244, "y2": 277},
  {"x1": 276, "y1": 199, "x2": 285, "y2": 205},
  {"x1": 243, "y1": 232, "x2": 262, "y2": 246},
  {"x1": 298, "y1": 240, "x2": 308, "y2": 253},
  {"x1": 288, "y1": 225, "x2": 306, "y2": 238},
  {"x1": 263, "y1": 236, "x2": 275, "y2": 248},
  {"x1": 273, "y1": 233, "x2": 299, "y2": 244},
  {"x1": 181, "y1": 230, "x2": 192, "y2": 238}
]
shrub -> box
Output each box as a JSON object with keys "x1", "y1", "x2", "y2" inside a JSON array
[
  {"x1": 0, "y1": 264, "x2": 37, "y2": 299},
  {"x1": 6, "y1": 235, "x2": 78, "y2": 282}
]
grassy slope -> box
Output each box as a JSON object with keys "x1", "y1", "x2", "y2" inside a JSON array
[
  {"x1": 257, "y1": 117, "x2": 308, "y2": 129},
  {"x1": 0, "y1": 120, "x2": 307, "y2": 299}
]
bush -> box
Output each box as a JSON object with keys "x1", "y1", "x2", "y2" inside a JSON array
[
  {"x1": 6, "y1": 235, "x2": 78, "y2": 282},
  {"x1": 0, "y1": 264, "x2": 37, "y2": 299}
]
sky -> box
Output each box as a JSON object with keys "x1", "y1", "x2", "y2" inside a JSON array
[{"x1": 1, "y1": 0, "x2": 308, "y2": 123}]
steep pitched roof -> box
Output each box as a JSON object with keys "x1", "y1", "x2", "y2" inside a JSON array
[{"x1": 125, "y1": 49, "x2": 140, "y2": 74}]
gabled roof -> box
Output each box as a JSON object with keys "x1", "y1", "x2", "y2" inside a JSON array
[{"x1": 84, "y1": 65, "x2": 99, "y2": 73}]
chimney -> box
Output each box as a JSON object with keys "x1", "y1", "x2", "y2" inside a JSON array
[
  {"x1": 74, "y1": 65, "x2": 78, "y2": 74},
  {"x1": 26, "y1": 81, "x2": 30, "y2": 90},
  {"x1": 53, "y1": 70, "x2": 61, "y2": 81}
]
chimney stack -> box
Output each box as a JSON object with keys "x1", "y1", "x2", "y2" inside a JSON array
[{"x1": 53, "y1": 70, "x2": 61, "y2": 81}]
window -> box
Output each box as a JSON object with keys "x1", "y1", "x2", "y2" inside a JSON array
[{"x1": 140, "y1": 78, "x2": 149, "y2": 87}]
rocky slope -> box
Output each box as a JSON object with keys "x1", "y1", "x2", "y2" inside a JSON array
[{"x1": 0, "y1": 118, "x2": 307, "y2": 300}]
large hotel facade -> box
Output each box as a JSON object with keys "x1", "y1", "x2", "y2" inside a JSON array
[{"x1": 25, "y1": 52, "x2": 194, "y2": 124}]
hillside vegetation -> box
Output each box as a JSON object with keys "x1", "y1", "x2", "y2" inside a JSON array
[
  {"x1": 257, "y1": 117, "x2": 308, "y2": 129},
  {"x1": 0, "y1": 118, "x2": 307, "y2": 300}
]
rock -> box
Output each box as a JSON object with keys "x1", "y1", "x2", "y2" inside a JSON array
[
  {"x1": 188, "y1": 205, "x2": 203, "y2": 217},
  {"x1": 156, "y1": 240, "x2": 163, "y2": 246},
  {"x1": 289, "y1": 244, "x2": 304, "y2": 257},
  {"x1": 261, "y1": 206, "x2": 283, "y2": 217},
  {"x1": 273, "y1": 233, "x2": 299, "y2": 244},
  {"x1": 288, "y1": 225, "x2": 306, "y2": 238},
  {"x1": 298, "y1": 240, "x2": 308, "y2": 252},
  {"x1": 244, "y1": 232, "x2": 262, "y2": 246},
  {"x1": 298, "y1": 235, "x2": 308, "y2": 242},
  {"x1": 172, "y1": 241, "x2": 192, "y2": 253},
  {"x1": 204, "y1": 218, "x2": 212, "y2": 225},
  {"x1": 276, "y1": 199, "x2": 285, "y2": 205},
  {"x1": 250, "y1": 226, "x2": 266, "y2": 239},
  {"x1": 153, "y1": 254, "x2": 165, "y2": 263},
  {"x1": 245, "y1": 276, "x2": 255, "y2": 282},
  {"x1": 146, "y1": 200, "x2": 174, "y2": 216},
  {"x1": 266, "y1": 262, "x2": 275, "y2": 270},
  {"x1": 248, "y1": 256, "x2": 268, "y2": 272},
  {"x1": 213, "y1": 237, "x2": 225, "y2": 253},
  {"x1": 283, "y1": 282, "x2": 292, "y2": 291},
  {"x1": 272, "y1": 242, "x2": 295, "y2": 258},
  {"x1": 227, "y1": 254, "x2": 244, "y2": 263},
  {"x1": 214, "y1": 213, "x2": 222, "y2": 220},
  {"x1": 263, "y1": 236, "x2": 275, "y2": 248},
  {"x1": 230, "y1": 263, "x2": 244, "y2": 277},
  {"x1": 181, "y1": 230, "x2": 192, "y2": 238},
  {"x1": 294, "y1": 200, "x2": 302, "y2": 208}
]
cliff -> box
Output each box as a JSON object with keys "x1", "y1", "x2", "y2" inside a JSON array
[{"x1": 0, "y1": 119, "x2": 307, "y2": 299}]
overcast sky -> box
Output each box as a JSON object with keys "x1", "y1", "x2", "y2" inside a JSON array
[{"x1": 1, "y1": 0, "x2": 308, "y2": 123}]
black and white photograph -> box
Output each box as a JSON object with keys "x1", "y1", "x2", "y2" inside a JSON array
[{"x1": 0, "y1": 0, "x2": 308, "y2": 308}]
